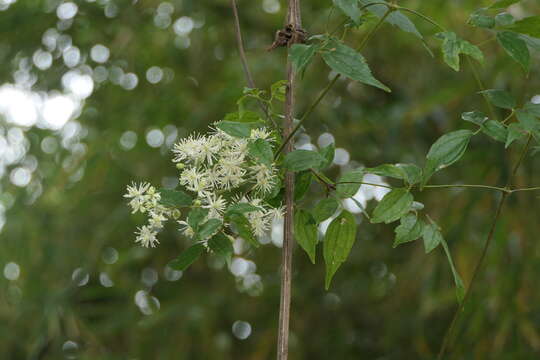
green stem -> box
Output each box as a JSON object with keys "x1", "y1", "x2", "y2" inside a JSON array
[
  {"x1": 396, "y1": 6, "x2": 446, "y2": 32},
  {"x1": 423, "y1": 184, "x2": 510, "y2": 193},
  {"x1": 275, "y1": 8, "x2": 394, "y2": 158},
  {"x1": 511, "y1": 186, "x2": 540, "y2": 193},
  {"x1": 467, "y1": 57, "x2": 498, "y2": 121},
  {"x1": 437, "y1": 134, "x2": 533, "y2": 359},
  {"x1": 334, "y1": 181, "x2": 394, "y2": 190},
  {"x1": 502, "y1": 110, "x2": 515, "y2": 125},
  {"x1": 359, "y1": 2, "x2": 391, "y2": 12},
  {"x1": 476, "y1": 37, "x2": 496, "y2": 48}
]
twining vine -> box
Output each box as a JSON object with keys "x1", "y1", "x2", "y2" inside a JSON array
[{"x1": 123, "y1": 0, "x2": 540, "y2": 358}]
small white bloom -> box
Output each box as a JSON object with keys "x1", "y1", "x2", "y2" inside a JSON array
[
  {"x1": 248, "y1": 211, "x2": 271, "y2": 237},
  {"x1": 135, "y1": 225, "x2": 160, "y2": 248},
  {"x1": 172, "y1": 134, "x2": 205, "y2": 163},
  {"x1": 124, "y1": 182, "x2": 150, "y2": 199},
  {"x1": 202, "y1": 193, "x2": 227, "y2": 219},
  {"x1": 124, "y1": 182, "x2": 151, "y2": 213},
  {"x1": 250, "y1": 128, "x2": 272, "y2": 141},
  {"x1": 250, "y1": 163, "x2": 277, "y2": 194},
  {"x1": 266, "y1": 206, "x2": 285, "y2": 221},
  {"x1": 178, "y1": 220, "x2": 195, "y2": 238},
  {"x1": 148, "y1": 211, "x2": 167, "y2": 228}
]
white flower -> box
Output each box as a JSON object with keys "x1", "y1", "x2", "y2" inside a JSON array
[
  {"x1": 124, "y1": 182, "x2": 150, "y2": 199},
  {"x1": 266, "y1": 206, "x2": 285, "y2": 221},
  {"x1": 250, "y1": 128, "x2": 272, "y2": 141},
  {"x1": 135, "y1": 225, "x2": 160, "y2": 248},
  {"x1": 148, "y1": 211, "x2": 167, "y2": 228},
  {"x1": 178, "y1": 220, "x2": 195, "y2": 238},
  {"x1": 250, "y1": 163, "x2": 276, "y2": 194},
  {"x1": 179, "y1": 167, "x2": 211, "y2": 195},
  {"x1": 172, "y1": 134, "x2": 205, "y2": 163},
  {"x1": 202, "y1": 193, "x2": 227, "y2": 219},
  {"x1": 145, "y1": 186, "x2": 161, "y2": 208},
  {"x1": 215, "y1": 156, "x2": 246, "y2": 190},
  {"x1": 247, "y1": 211, "x2": 271, "y2": 237},
  {"x1": 124, "y1": 182, "x2": 151, "y2": 213}
]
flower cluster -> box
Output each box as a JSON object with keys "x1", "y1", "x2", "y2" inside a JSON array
[
  {"x1": 173, "y1": 126, "x2": 276, "y2": 195},
  {"x1": 124, "y1": 182, "x2": 176, "y2": 248},
  {"x1": 124, "y1": 124, "x2": 284, "y2": 248}
]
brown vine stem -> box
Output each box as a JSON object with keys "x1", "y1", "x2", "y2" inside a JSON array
[
  {"x1": 276, "y1": 0, "x2": 301, "y2": 359},
  {"x1": 230, "y1": 0, "x2": 276, "y2": 129},
  {"x1": 437, "y1": 134, "x2": 533, "y2": 359}
]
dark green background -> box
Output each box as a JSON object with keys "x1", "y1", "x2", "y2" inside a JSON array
[{"x1": 1, "y1": 0, "x2": 539, "y2": 359}]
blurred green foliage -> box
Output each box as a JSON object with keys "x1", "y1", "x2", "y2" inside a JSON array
[{"x1": 0, "y1": 0, "x2": 539, "y2": 359}]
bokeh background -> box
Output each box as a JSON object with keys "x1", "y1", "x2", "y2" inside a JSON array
[{"x1": 1, "y1": 0, "x2": 539, "y2": 359}]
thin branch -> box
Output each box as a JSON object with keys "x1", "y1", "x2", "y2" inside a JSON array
[
  {"x1": 335, "y1": 181, "x2": 394, "y2": 190},
  {"x1": 277, "y1": 1, "x2": 301, "y2": 359},
  {"x1": 437, "y1": 134, "x2": 533, "y2": 359},
  {"x1": 359, "y1": 2, "x2": 391, "y2": 12},
  {"x1": 395, "y1": 6, "x2": 446, "y2": 32},
  {"x1": 423, "y1": 184, "x2": 510, "y2": 193},
  {"x1": 231, "y1": 0, "x2": 277, "y2": 128},
  {"x1": 467, "y1": 57, "x2": 498, "y2": 121},
  {"x1": 511, "y1": 186, "x2": 540, "y2": 193}
]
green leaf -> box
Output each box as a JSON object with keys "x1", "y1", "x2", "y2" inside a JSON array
[
  {"x1": 507, "y1": 16, "x2": 540, "y2": 38},
  {"x1": 371, "y1": 188, "x2": 413, "y2": 224},
  {"x1": 523, "y1": 102, "x2": 540, "y2": 117},
  {"x1": 223, "y1": 110, "x2": 261, "y2": 123},
  {"x1": 441, "y1": 238, "x2": 465, "y2": 304},
  {"x1": 216, "y1": 121, "x2": 262, "y2": 138},
  {"x1": 313, "y1": 198, "x2": 340, "y2": 223},
  {"x1": 321, "y1": 39, "x2": 391, "y2": 92},
  {"x1": 516, "y1": 109, "x2": 540, "y2": 132},
  {"x1": 158, "y1": 188, "x2": 193, "y2": 207},
  {"x1": 436, "y1": 31, "x2": 484, "y2": 71},
  {"x1": 423, "y1": 130, "x2": 474, "y2": 184},
  {"x1": 359, "y1": 0, "x2": 423, "y2": 39},
  {"x1": 270, "y1": 80, "x2": 287, "y2": 101},
  {"x1": 496, "y1": 12, "x2": 515, "y2": 27},
  {"x1": 283, "y1": 150, "x2": 326, "y2": 172},
  {"x1": 248, "y1": 138, "x2": 273, "y2": 165},
  {"x1": 197, "y1": 219, "x2": 222, "y2": 240},
  {"x1": 396, "y1": 163, "x2": 423, "y2": 185},
  {"x1": 497, "y1": 31, "x2": 530, "y2": 71},
  {"x1": 481, "y1": 120, "x2": 508, "y2": 143},
  {"x1": 479, "y1": 89, "x2": 517, "y2": 109},
  {"x1": 168, "y1": 243, "x2": 205, "y2": 271},
  {"x1": 461, "y1": 111, "x2": 488, "y2": 125},
  {"x1": 323, "y1": 211, "x2": 357, "y2": 289},
  {"x1": 229, "y1": 213, "x2": 259, "y2": 248},
  {"x1": 521, "y1": 34, "x2": 540, "y2": 52},
  {"x1": 208, "y1": 233, "x2": 233, "y2": 261},
  {"x1": 393, "y1": 213, "x2": 425, "y2": 248},
  {"x1": 365, "y1": 164, "x2": 406, "y2": 180},
  {"x1": 317, "y1": 143, "x2": 335, "y2": 170},
  {"x1": 226, "y1": 203, "x2": 261, "y2": 215},
  {"x1": 336, "y1": 167, "x2": 364, "y2": 198},
  {"x1": 187, "y1": 208, "x2": 209, "y2": 231},
  {"x1": 468, "y1": 14, "x2": 495, "y2": 29},
  {"x1": 489, "y1": 0, "x2": 521, "y2": 8},
  {"x1": 422, "y1": 223, "x2": 443, "y2": 253},
  {"x1": 294, "y1": 209, "x2": 318, "y2": 264},
  {"x1": 506, "y1": 123, "x2": 526, "y2": 148},
  {"x1": 334, "y1": 0, "x2": 361, "y2": 24},
  {"x1": 290, "y1": 44, "x2": 321, "y2": 75},
  {"x1": 294, "y1": 171, "x2": 313, "y2": 201}
]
